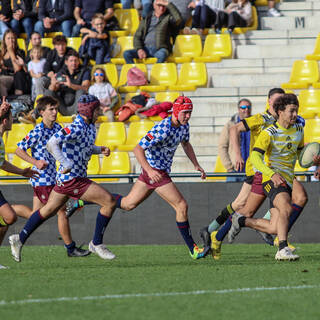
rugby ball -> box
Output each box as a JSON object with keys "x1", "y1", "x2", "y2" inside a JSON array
[{"x1": 299, "y1": 142, "x2": 320, "y2": 168}]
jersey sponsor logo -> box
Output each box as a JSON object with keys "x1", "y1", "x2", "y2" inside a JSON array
[
  {"x1": 22, "y1": 135, "x2": 30, "y2": 142},
  {"x1": 62, "y1": 128, "x2": 71, "y2": 136},
  {"x1": 145, "y1": 133, "x2": 154, "y2": 142},
  {"x1": 287, "y1": 142, "x2": 292, "y2": 150}
]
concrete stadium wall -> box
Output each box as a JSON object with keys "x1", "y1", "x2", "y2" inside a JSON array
[{"x1": 2, "y1": 181, "x2": 320, "y2": 246}]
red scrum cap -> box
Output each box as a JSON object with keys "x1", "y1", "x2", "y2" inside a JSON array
[
  {"x1": 172, "y1": 96, "x2": 193, "y2": 118},
  {"x1": 77, "y1": 94, "x2": 100, "y2": 120}
]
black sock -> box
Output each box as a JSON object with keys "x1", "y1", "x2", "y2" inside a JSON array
[
  {"x1": 238, "y1": 216, "x2": 246, "y2": 227},
  {"x1": 279, "y1": 240, "x2": 288, "y2": 250},
  {"x1": 216, "y1": 203, "x2": 234, "y2": 225}
]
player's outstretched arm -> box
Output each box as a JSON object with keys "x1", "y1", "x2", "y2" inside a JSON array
[
  {"x1": 1, "y1": 160, "x2": 39, "y2": 178},
  {"x1": 229, "y1": 122, "x2": 246, "y2": 172},
  {"x1": 181, "y1": 141, "x2": 206, "y2": 179},
  {"x1": 15, "y1": 147, "x2": 48, "y2": 170}
]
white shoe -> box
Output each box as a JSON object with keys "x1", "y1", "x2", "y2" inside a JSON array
[
  {"x1": 89, "y1": 241, "x2": 116, "y2": 260},
  {"x1": 228, "y1": 212, "x2": 243, "y2": 243},
  {"x1": 275, "y1": 247, "x2": 299, "y2": 261},
  {"x1": 267, "y1": 8, "x2": 282, "y2": 17},
  {"x1": 0, "y1": 264, "x2": 8, "y2": 269},
  {"x1": 9, "y1": 234, "x2": 23, "y2": 262}
]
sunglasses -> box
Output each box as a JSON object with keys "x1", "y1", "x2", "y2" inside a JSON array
[
  {"x1": 239, "y1": 105, "x2": 251, "y2": 109},
  {"x1": 94, "y1": 72, "x2": 104, "y2": 76}
]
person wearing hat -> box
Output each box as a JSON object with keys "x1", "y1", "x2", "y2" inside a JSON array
[{"x1": 9, "y1": 94, "x2": 118, "y2": 262}]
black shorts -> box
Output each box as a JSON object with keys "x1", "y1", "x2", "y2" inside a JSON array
[
  {"x1": 0, "y1": 191, "x2": 8, "y2": 207},
  {"x1": 244, "y1": 175, "x2": 254, "y2": 185},
  {"x1": 263, "y1": 180, "x2": 292, "y2": 207}
]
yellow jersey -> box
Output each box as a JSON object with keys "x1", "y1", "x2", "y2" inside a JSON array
[
  {"x1": 251, "y1": 122, "x2": 304, "y2": 187},
  {"x1": 242, "y1": 111, "x2": 276, "y2": 176},
  {"x1": 0, "y1": 136, "x2": 5, "y2": 167}
]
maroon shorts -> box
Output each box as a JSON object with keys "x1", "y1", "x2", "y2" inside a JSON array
[
  {"x1": 53, "y1": 177, "x2": 92, "y2": 199},
  {"x1": 251, "y1": 172, "x2": 264, "y2": 196},
  {"x1": 33, "y1": 185, "x2": 55, "y2": 204},
  {"x1": 138, "y1": 168, "x2": 172, "y2": 190}
]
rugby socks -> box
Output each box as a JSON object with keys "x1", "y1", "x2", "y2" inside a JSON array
[
  {"x1": 208, "y1": 203, "x2": 234, "y2": 233},
  {"x1": 65, "y1": 241, "x2": 76, "y2": 254},
  {"x1": 112, "y1": 193, "x2": 123, "y2": 209},
  {"x1": 176, "y1": 221, "x2": 196, "y2": 253},
  {"x1": 279, "y1": 240, "x2": 288, "y2": 250},
  {"x1": 215, "y1": 217, "x2": 232, "y2": 241},
  {"x1": 288, "y1": 204, "x2": 303, "y2": 232},
  {"x1": 19, "y1": 210, "x2": 46, "y2": 244},
  {"x1": 92, "y1": 212, "x2": 111, "y2": 245}
]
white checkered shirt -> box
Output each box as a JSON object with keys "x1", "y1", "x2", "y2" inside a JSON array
[
  {"x1": 53, "y1": 115, "x2": 97, "y2": 183},
  {"x1": 139, "y1": 117, "x2": 189, "y2": 173},
  {"x1": 17, "y1": 122, "x2": 62, "y2": 187}
]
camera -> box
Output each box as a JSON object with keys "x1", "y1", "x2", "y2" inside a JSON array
[{"x1": 57, "y1": 75, "x2": 66, "y2": 82}]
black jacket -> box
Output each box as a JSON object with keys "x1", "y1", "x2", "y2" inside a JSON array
[
  {"x1": 11, "y1": 0, "x2": 37, "y2": 19},
  {"x1": 38, "y1": 0, "x2": 73, "y2": 22}
]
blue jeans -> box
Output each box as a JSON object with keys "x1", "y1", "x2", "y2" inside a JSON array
[
  {"x1": 0, "y1": 20, "x2": 10, "y2": 40},
  {"x1": 124, "y1": 47, "x2": 168, "y2": 63},
  {"x1": 10, "y1": 17, "x2": 35, "y2": 39},
  {"x1": 71, "y1": 22, "x2": 90, "y2": 37},
  {"x1": 34, "y1": 19, "x2": 74, "y2": 37},
  {"x1": 121, "y1": 0, "x2": 152, "y2": 17},
  {"x1": 226, "y1": 171, "x2": 246, "y2": 183}
]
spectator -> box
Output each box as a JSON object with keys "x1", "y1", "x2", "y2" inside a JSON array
[
  {"x1": 34, "y1": 0, "x2": 74, "y2": 37},
  {"x1": 0, "y1": 0, "x2": 11, "y2": 40},
  {"x1": 183, "y1": 0, "x2": 225, "y2": 35},
  {"x1": 88, "y1": 67, "x2": 118, "y2": 122},
  {"x1": 46, "y1": 51, "x2": 90, "y2": 116},
  {"x1": 10, "y1": 0, "x2": 38, "y2": 40},
  {"x1": 0, "y1": 29, "x2": 31, "y2": 96},
  {"x1": 26, "y1": 31, "x2": 51, "y2": 63},
  {"x1": 28, "y1": 47, "x2": 46, "y2": 100},
  {"x1": 215, "y1": 0, "x2": 252, "y2": 34},
  {"x1": 267, "y1": 0, "x2": 281, "y2": 17},
  {"x1": 34, "y1": 35, "x2": 73, "y2": 98},
  {"x1": 170, "y1": 0, "x2": 192, "y2": 40},
  {"x1": 218, "y1": 98, "x2": 252, "y2": 182},
  {"x1": 72, "y1": 0, "x2": 117, "y2": 37},
  {"x1": 123, "y1": 0, "x2": 182, "y2": 64},
  {"x1": 122, "y1": 0, "x2": 153, "y2": 18},
  {"x1": 79, "y1": 13, "x2": 111, "y2": 65}
]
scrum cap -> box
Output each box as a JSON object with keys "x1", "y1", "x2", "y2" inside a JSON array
[
  {"x1": 77, "y1": 94, "x2": 100, "y2": 119},
  {"x1": 172, "y1": 96, "x2": 193, "y2": 118}
]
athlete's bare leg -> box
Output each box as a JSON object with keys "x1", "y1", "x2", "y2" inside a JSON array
[
  {"x1": 230, "y1": 182, "x2": 252, "y2": 212},
  {"x1": 238, "y1": 192, "x2": 266, "y2": 218}
]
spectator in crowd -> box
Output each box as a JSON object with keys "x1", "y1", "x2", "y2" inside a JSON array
[
  {"x1": 218, "y1": 98, "x2": 252, "y2": 182},
  {"x1": 28, "y1": 47, "x2": 46, "y2": 100},
  {"x1": 46, "y1": 51, "x2": 90, "y2": 116},
  {"x1": 88, "y1": 67, "x2": 118, "y2": 122},
  {"x1": 0, "y1": 0, "x2": 11, "y2": 40},
  {"x1": 123, "y1": 0, "x2": 182, "y2": 64},
  {"x1": 121, "y1": 0, "x2": 153, "y2": 18},
  {"x1": 267, "y1": 0, "x2": 281, "y2": 17},
  {"x1": 34, "y1": 35, "x2": 73, "y2": 97},
  {"x1": 34, "y1": 0, "x2": 74, "y2": 37},
  {"x1": 170, "y1": 0, "x2": 192, "y2": 40},
  {"x1": 79, "y1": 13, "x2": 111, "y2": 65},
  {"x1": 0, "y1": 29, "x2": 31, "y2": 96},
  {"x1": 72, "y1": 0, "x2": 116, "y2": 37},
  {"x1": 183, "y1": 0, "x2": 225, "y2": 35},
  {"x1": 26, "y1": 31, "x2": 51, "y2": 63},
  {"x1": 215, "y1": 0, "x2": 252, "y2": 34},
  {"x1": 10, "y1": 0, "x2": 38, "y2": 40}
]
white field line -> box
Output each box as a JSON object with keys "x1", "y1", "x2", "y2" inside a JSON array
[{"x1": 0, "y1": 285, "x2": 319, "y2": 306}]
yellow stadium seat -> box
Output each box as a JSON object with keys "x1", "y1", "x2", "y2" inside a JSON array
[
  {"x1": 255, "y1": 0, "x2": 279, "y2": 5},
  {"x1": 229, "y1": 6, "x2": 258, "y2": 34},
  {"x1": 304, "y1": 119, "x2": 320, "y2": 143},
  {"x1": 45, "y1": 32, "x2": 63, "y2": 38},
  {"x1": 110, "y1": 36, "x2": 134, "y2": 65},
  {"x1": 169, "y1": 62, "x2": 207, "y2": 91},
  {"x1": 99, "y1": 151, "x2": 131, "y2": 181},
  {"x1": 17, "y1": 38, "x2": 26, "y2": 54},
  {"x1": 96, "y1": 122, "x2": 126, "y2": 150},
  {"x1": 67, "y1": 37, "x2": 82, "y2": 51},
  {"x1": 87, "y1": 155, "x2": 100, "y2": 175},
  {"x1": 118, "y1": 120, "x2": 154, "y2": 151},
  {"x1": 6, "y1": 124, "x2": 34, "y2": 153},
  {"x1": 206, "y1": 155, "x2": 226, "y2": 181},
  {"x1": 8, "y1": 154, "x2": 31, "y2": 176},
  {"x1": 155, "y1": 92, "x2": 180, "y2": 102},
  {"x1": 306, "y1": 33, "x2": 320, "y2": 61},
  {"x1": 28, "y1": 38, "x2": 54, "y2": 50},
  {"x1": 57, "y1": 113, "x2": 73, "y2": 123},
  {"x1": 114, "y1": 9, "x2": 140, "y2": 35},
  {"x1": 281, "y1": 60, "x2": 319, "y2": 89},
  {"x1": 194, "y1": 34, "x2": 230, "y2": 62},
  {"x1": 294, "y1": 161, "x2": 308, "y2": 181},
  {"x1": 139, "y1": 63, "x2": 177, "y2": 92},
  {"x1": 92, "y1": 64, "x2": 119, "y2": 87},
  {"x1": 114, "y1": 3, "x2": 122, "y2": 9},
  {"x1": 298, "y1": 90, "x2": 320, "y2": 119},
  {"x1": 117, "y1": 64, "x2": 148, "y2": 93},
  {"x1": 167, "y1": 35, "x2": 202, "y2": 63}
]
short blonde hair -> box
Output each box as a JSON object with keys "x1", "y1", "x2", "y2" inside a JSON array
[{"x1": 30, "y1": 46, "x2": 43, "y2": 60}]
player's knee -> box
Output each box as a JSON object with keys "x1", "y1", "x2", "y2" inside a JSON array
[
  {"x1": 232, "y1": 198, "x2": 246, "y2": 211},
  {"x1": 175, "y1": 199, "x2": 188, "y2": 216},
  {"x1": 5, "y1": 214, "x2": 17, "y2": 225},
  {"x1": 120, "y1": 200, "x2": 136, "y2": 211}
]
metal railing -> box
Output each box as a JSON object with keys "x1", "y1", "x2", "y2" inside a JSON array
[{"x1": 0, "y1": 171, "x2": 315, "y2": 183}]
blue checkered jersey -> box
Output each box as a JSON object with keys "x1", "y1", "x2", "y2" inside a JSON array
[
  {"x1": 17, "y1": 122, "x2": 62, "y2": 187},
  {"x1": 139, "y1": 117, "x2": 189, "y2": 173},
  {"x1": 53, "y1": 115, "x2": 96, "y2": 183}
]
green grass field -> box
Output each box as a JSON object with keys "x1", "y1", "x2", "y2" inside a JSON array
[{"x1": 1, "y1": 243, "x2": 320, "y2": 320}]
